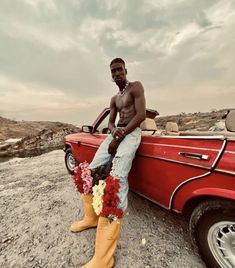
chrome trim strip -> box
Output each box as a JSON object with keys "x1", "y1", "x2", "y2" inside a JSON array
[
  {"x1": 130, "y1": 189, "x2": 169, "y2": 210},
  {"x1": 224, "y1": 150, "x2": 235, "y2": 155},
  {"x1": 80, "y1": 143, "x2": 99, "y2": 148},
  {"x1": 141, "y1": 142, "x2": 220, "y2": 152},
  {"x1": 76, "y1": 143, "x2": 212, "y2": 169},
  {"x1": 160, "y1": 135, "x2": 225, "y2": 140},
  {"x1": 137, "y1": 153, "x2": 211, "y2": 170},
  {"x1": 172, "y1": 209, "x2": 182, "y2": 214},
  {"x1": 168, "y1": 171, "x2": 211, "y2": 209},
  {"x1": 212, "y1": 140, "x2": 227, "y2": 168},
  {"x1": 81, "y1": 136, "x2": 107, "y2": 140},
  {"x1": 214, "y1": 169, "x2": 235, "y2": 176}
]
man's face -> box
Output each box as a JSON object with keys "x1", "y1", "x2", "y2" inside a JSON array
[{"x1": 110, "y1": 62, "x2": 127, "y2": 84}]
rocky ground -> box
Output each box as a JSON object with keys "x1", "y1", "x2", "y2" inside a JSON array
[
  {"x1": 155, "y1": 109, "x2": 229, "y2": 131},
  {"x1": 0, "y1": 116, "x2": 79, "y2": 141},
  {"x1": 0, "y1": 150, "x2": 206, "y2": 268},
  {"x1": 0, "y1": 115, "x2": 80, "y2": 158}
]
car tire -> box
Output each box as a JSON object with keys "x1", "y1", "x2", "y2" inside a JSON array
[
  {"x1": 65, "y1": 148, "x2": 78, "y2": 175},
  {"x1": 189, "y1": 199, "x2": 235, "y2": 268}
]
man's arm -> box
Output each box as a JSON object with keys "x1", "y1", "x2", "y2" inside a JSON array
[
  {"x1": 108, "y1": 96, "x2": 117, "y2": 133},
  {"x1": 107, "y1": 96, "x2": 124, "y2": 156},
  {"x1": 124, "y1": 81, "x2": 146, "y2": 135}
]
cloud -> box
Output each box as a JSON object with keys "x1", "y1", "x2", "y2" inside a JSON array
[
  {"x1": 0, "y1": 74, "x2": 110, "y2": 124},
  {"x1": 0, "y1": 0, "x2": 235, "y2": 124}
]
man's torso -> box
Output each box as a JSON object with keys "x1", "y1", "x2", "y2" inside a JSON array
[{"x1": 114, "y1": 82, "x2": 136, "y2": 125}]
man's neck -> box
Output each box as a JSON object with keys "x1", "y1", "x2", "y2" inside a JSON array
[{"x1": 117, "y1": 80, "x2": 128, "y2": 91}]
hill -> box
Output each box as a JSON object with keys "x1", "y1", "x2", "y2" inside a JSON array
[
  {"x1": 0, "y1": 116, "x2": 80, "y2": 158},
  {"x1": 155, "y1": 109, "x2": 229, "y2": 132},
  {"x1": 0, "y1": 116, "x2": 79, "y2": 141}
]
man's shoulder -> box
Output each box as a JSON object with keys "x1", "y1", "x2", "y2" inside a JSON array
[
  {"x1": 110, "y1": 94, "x2": 117, "y2": 102},
  {"x1": 130, "y1": 81, "x2": 144, "y2": 93},
  {"x1": 131, "y1": 81, "x2": 142, "y2": 86}
]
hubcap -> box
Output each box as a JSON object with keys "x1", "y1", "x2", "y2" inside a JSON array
[
  {"x1": 67, "y1": 153, "x2": 76, "y2": 171},
  {"x1": 208, "y1": 221, "x2": 235, "y2": 268}
]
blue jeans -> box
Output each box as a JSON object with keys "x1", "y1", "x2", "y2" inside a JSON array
[{"x1": 89, "y1": 128, "x2": 141, "y2": 211}]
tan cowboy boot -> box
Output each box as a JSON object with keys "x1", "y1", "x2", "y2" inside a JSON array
[
  {"x1": 81, "y1": 216, "x2": 122, "y2": 268},
  {"x1": 70, "y1": 194, "x2": 98, "y2": 232}
]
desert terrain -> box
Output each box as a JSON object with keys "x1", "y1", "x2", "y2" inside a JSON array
[
  {"x1": 0, "y1": 150, "x2": 206, "y2": 268},
  {"x1": 0, "y1": 109, "x2": 231, "y2": 267}
]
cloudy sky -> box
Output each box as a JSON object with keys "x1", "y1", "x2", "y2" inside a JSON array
[{"x1": 0, "y1": 0, "x2": 235, "y2": 125}]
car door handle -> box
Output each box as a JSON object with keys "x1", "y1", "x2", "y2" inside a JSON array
[{"x1": 178, "y1": 152, "x2": 210, "y2": 161}]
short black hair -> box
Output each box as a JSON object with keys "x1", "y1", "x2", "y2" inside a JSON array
[{"x1": 110, "y1": 58, "x2": 125, "y2": 67}]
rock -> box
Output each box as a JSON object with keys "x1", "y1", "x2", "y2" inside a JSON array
[
  {"x1": 0, "y1": 127, "x2": 80, "y2": 157},
  {"x1": 209, "y1": 121, "x2": 226, "y2": 131},
  {"x1": 141, "y1": 238, "x2": 147, "y2": 246},
  {"x1": 122, "y1": 250, "x2": 128, "y2": 256},
  {"x1": 28, "y1": 256, "x2": 35, "y2": 262},
  {"x1": 2, "y1": 237, "x2": 10, "y2": 243}
]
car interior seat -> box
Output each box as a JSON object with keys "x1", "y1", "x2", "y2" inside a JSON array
[
  {"x1": 140, "y1": 118, "x2": 158, "y2": 135},
  {"x1": 165, "y1": 122, "x2": 179, "y2": 135},
  {"x1": 225, "y1": 110, "x2": 235, "y2": 132}
]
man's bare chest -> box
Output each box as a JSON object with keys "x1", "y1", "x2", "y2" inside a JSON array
[{"x1": 115, "y1": 93, "x2": 133, "y2": 110}]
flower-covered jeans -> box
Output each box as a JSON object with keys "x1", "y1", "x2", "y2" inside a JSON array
[{"x1": 89, "y1": 128, "x2": 141, "y2": 212}]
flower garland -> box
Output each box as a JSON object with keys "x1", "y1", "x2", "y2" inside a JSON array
[
  {"x1": 92, "y1": 180, "x2": 106, "y2": 215},
  {"x1": 73, "y1": 162, "x2": 93, "y2": 194},
  {"x1": 73, "y1": 162, "x2": 123, "y2": 220},
  {"x1": 92, "y1": 175, "x2": 123, "y2": 220}
]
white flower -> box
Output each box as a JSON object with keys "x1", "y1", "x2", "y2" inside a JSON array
[{"x1": 92, "y1": 180, "x2": 106, "y2": 215}]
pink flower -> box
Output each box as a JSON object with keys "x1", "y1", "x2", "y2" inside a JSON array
[
  {"x1": 79, "y1": 161, "x2": 89, "y2": 170},
  {"x1": 73, "y1": 161, "x2": 93, "y2": 195},
  {"x1": 80, "y1": 161, "x2": 93, "y2": 194},
  {"x1": 83, "y1": 175, "x2": 93, "y2": 194},
  {"x1": 81, "y1": 169, "x2": 91, "y2": 179}
]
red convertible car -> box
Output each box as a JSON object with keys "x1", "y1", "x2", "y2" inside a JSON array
[{"x1": 64, "y1": 108, "x2": 235, "y2": 268}]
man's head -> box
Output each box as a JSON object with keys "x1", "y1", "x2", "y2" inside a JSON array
[
  {"x1": 110, "y1": 58, "x2": 125, "y2": 67},
  {"x1": 110, "y1": 58, "x2": 127, "y2": 86}
]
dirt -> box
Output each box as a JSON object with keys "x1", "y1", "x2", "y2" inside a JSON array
[{"x1": 0, "y1": 150, "x2": 206, "y2": 268}]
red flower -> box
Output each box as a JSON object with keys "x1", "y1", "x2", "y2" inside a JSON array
[
  {"x1": 99, "y1": 176, "x2": 123, "y2": 219},
  {"x1": 115, "y1": 208, "x2": 123, "y2": 219}
]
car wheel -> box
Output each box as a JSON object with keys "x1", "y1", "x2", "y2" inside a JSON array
[
  {"x1": 189, "y1": 200, "x2": 235, "y2": 268},
  {"x1": 65, "y1": 148, "x2": 78, "y2": 175}
]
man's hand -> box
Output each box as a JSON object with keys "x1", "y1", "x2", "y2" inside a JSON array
[
  {"x1": 112, "y1": 127, "x2": 125, "y2": 141},
  {"x1": 108, "y1": 139, "x2": 121, "y2": 156}
]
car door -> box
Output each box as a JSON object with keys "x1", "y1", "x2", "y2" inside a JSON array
[{"x1": 128, "y1": 135, "x2": 226, "y2": 209}]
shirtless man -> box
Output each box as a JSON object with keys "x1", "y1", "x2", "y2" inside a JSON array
[
  {"x1": 72, "y1": 58, "x2": 146, "y2": 268},
  {"x1": 108, "y1": 58, "x2": 146, "y2": 156}
]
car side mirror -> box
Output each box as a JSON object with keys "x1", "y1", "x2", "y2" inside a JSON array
[{"x1": 82, "y1": 125, "x2": 94, "y2": 133}]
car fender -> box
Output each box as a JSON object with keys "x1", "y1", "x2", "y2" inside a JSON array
[
  {"x1": 193, "y1": 187, "x2": 235, "y2": 201},
  {"x1": 171, "y1": 172, "x2": 235, "y2": 212}
]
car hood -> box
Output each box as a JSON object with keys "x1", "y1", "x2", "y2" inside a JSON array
[{"x1": 64, "y1": 132, "x2": 107, "y2": 147}]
